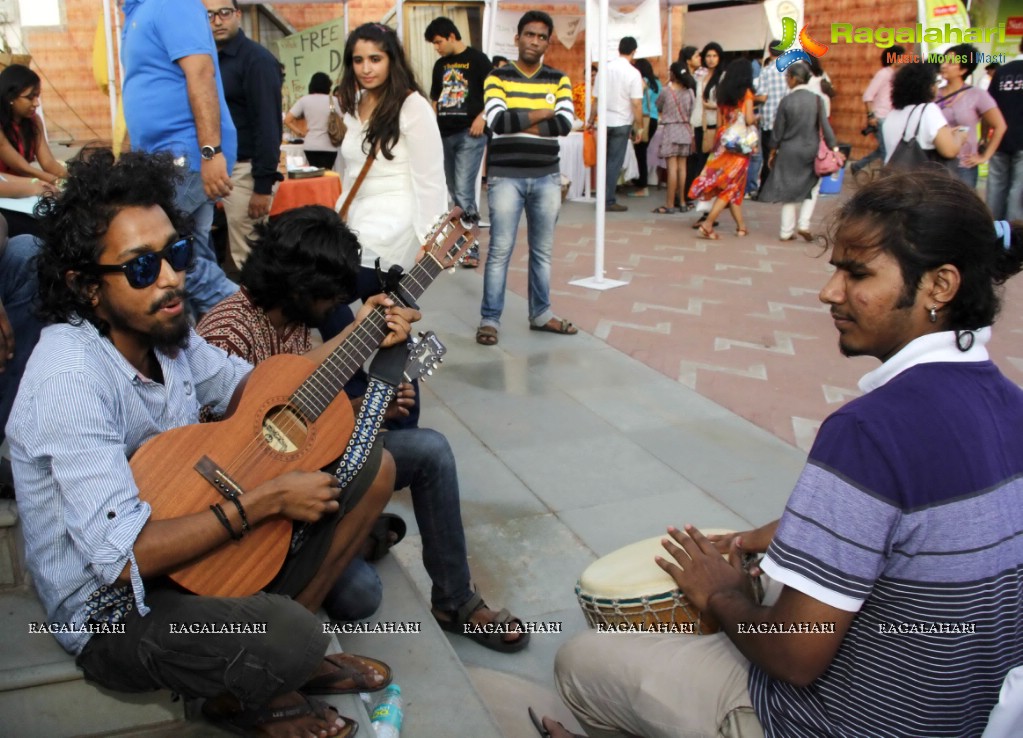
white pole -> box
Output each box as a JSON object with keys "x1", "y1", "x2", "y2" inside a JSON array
[
  {"x1": 569, "y1": 0, "x2": 626, "y2": 291},
  {"x1": 344, "y1": 0, "x2": 350, "y2": 35},
  {"x1": 666, "y1": 2, "x2": 673, "y2": 63},
  {"x1": 395, "y1": 0, "x2": 403, "y2": 40},
  {"x1": 102, "y1": 0, "x2": 118, "y2": 144}
]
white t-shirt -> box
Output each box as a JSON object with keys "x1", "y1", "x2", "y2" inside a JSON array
[
  {"x1": 594, "y1": 56, "x2": 643, "y2": 127},
  {"x1": 289, "y1": 93, "x2": 340, "y2": 152},
  {"x1": 883, "y1": 103, "x2": 949, "y2": 162}
]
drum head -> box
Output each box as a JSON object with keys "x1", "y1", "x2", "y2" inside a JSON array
[{"x1": 577, "y1": 530, "x2": 732, "y2": 600}]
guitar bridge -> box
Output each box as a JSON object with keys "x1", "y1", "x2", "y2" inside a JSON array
[{"x1": 195, "y1": 456, "x2": 245, "y2": 500}]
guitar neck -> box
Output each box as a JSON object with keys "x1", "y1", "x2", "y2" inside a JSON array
[{"x1": 289, "y1": 256, "x2": 445, "y2": 421}]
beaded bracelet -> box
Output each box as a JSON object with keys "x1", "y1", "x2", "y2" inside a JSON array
[{"x1": 227, "y1": 496, "x2": 251, "y2": 534}]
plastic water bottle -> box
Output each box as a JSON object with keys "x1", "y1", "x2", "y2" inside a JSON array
[{"x1": 370, "y1": 683, "x2": 403, "y2": 738}]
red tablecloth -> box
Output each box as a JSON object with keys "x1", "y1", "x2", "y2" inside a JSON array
[{"x1": 269, "y1": 172, "x2": 342, "y2": 217}]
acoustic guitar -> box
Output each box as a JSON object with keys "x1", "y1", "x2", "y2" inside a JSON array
[{"x1": 131, "y1": 209, "x2": 476, "y2": 597}]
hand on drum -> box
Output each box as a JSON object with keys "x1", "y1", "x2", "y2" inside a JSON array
[
  {"x1": 656, "y1": 524, "x2": 755, "y2": 613},
  {"x1": 705, "y1": 530, "x2": 763, "y2": 577}
]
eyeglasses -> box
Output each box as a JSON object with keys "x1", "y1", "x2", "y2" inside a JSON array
[
  {"x1": 86, "y1": 237, "x2": 194, "y2": 289},
  {"x1": 207, "y1": 7, "x2": 237, "y2": 21}
]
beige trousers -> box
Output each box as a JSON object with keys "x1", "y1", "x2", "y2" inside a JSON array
[
  {"x1": 554, "y1": 630, "x2": 765, "y2": 738},
  {"x1": 222, "y1": 161, "x2": 275, "y2": 272}
]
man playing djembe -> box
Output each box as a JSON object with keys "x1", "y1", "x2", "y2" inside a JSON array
[{"x1": 539, "y1": 170, "x2": 1023, "y2": 737}]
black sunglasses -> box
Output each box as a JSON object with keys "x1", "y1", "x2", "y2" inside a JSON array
[{"x1": 86, "y1": 236, "x2": 194, "y2": 289}]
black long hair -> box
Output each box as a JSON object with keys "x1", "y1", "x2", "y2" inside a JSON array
[
  {"x1": 827, "y1": 170, "x2": 1023, "y2": 333},
  {"x1": 240, "y1": 205, "x2": 359, "y2": 324},
  {"x1": 337, "y1": 23, "x2": 425, "y2": 160},
  {"x1": 0, "y1": 65, "x2": 40, "y2": 160},
  {"x1": 669, "y1": 61, "x2": 696, "y2": 93},
  {"x1": 633, "y1": 58, "x2": 659, "y2": 95},
  {"x1": 34, "y1": 150, "x2": 190, "y2": 333},
  {"x1": 717, "y1": 58, "x2": 754, "y2": 108},
  {"x1": 701, "y1": 42, "x2": 724, "y2": 102}
]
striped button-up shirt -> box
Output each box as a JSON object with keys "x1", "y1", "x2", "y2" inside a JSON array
[{"x1": 7, "y1": 321, "x2": 250, "y2": 654}]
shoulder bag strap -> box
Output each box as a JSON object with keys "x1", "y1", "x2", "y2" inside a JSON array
[
  {"x1": 338, "y1": 146, "x2": 376, "y2": 221},
  {"x1": 903, "y1": 104, "x2": 925, "y2": 143}
]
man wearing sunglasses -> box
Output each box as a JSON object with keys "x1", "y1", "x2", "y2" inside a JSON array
[
  {"x1": 6, "y1": 151, "x2": 419, "y2": 737},
  {"x1": 121, "y1": 0, "x2": 240, "y2": 317}
]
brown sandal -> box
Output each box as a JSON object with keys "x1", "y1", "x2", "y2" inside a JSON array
[
  {"x1": 301, "y1": 653, "x2": 392, "y2": 695},
  {"x1": 697, "y1": 223, "x2": 720, "y2": 240},
  {"x1": 476, "y1": 325, "x2": 499, "y2": 346},
  {"x1": 530, "y1": 317, "x2": 578, "y2": 335}
]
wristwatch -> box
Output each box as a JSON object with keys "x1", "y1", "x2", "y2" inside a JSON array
[{"x1": 200, "y1": 144, "x2": 222, "y2": 161}]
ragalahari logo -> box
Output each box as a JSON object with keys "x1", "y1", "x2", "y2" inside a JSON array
[{"x1": 774, "y1": 17, "x2": 829, "y2": 71}]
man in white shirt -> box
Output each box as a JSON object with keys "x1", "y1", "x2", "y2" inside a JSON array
[{"x1": 587, "y1": 37, "x2": 643, "y2": 212}]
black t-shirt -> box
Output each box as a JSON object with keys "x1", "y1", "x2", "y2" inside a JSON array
[
  {"x1": 991, "y1": 59, "x2": 1023, "y2": 154},
  {"x1": 430, "y1": 46, "x2": 492, "y2": 136}
]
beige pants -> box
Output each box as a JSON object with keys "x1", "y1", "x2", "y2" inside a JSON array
[
  {"x1": 222, "y1": 161, "x2": 275, "y2": 272},
  {"x1": 554, "y1": 631, "x2": 765, "y2": 738}
]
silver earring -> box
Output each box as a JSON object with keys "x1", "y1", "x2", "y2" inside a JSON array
[{"x1": 929, "y1": 306, "x2": 938, "y2": 323}]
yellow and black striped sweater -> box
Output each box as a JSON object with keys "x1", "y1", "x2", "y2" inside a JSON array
[{"x1": 484, "y1": 63, "x2": 573, "y2": 178}]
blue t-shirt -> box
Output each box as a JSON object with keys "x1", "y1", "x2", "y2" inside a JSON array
[{"x1": 121, "y1": 0, "x2": 237, "y2": 172}]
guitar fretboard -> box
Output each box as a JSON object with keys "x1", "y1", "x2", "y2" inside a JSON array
[{"x1": 288, "y1": 228, "x2": 464, "y2": 421}]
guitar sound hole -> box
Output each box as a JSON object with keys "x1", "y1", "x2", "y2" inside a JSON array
[{"x1": 261, "y1": 405, "x2": 308, "y2": 453}]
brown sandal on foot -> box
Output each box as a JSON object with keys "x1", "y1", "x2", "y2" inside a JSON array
[
  {"x1": 476, "y1": 325, "x2": 499, "y2": 346},
  {"x1": 697, "y1": 223, "x2": 720, "y2": 240}
]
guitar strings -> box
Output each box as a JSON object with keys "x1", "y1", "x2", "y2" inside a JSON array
[{"x1": 208, "y1": 219, "x2": 470, "y2": 488}]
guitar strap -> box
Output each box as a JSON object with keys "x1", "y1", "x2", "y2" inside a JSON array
[{"x1": 289, "y1": 346, "x2": 410, "y2": 553}]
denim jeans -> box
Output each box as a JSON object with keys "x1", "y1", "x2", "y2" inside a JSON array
[
  {"x1": 746, "y1": 145, "x2": 763, "y2": 195},
  {"x1": 325, "y1": 428, "x2": 472, "y2": 616},
  {"x1": 481, "y1": 173, "x2": 561, "y2": 328},
  {"x1": 324, "y1": 557, "x2": 383, "y2": 621},
  {"x1": 0, "y1": 235, "x2": 43, "y2": 442},
  {"x1": 385, "y1": 428, "x2": 471, "y2": 611},
  {"x1": 174, "y1": 168, "x2": 238, "y2": 316},
  {"x1": 605, "y1": 125, "x2": 632, "y2": 205},
  {"x1": 955, "y1": 164, "x2": 979, "y2": 189},
  {"x1": 987, "y1": 150, "x2": 1023, "y2": 221},
  {"x1": 442, "y1": 129, "x2": 487, "y2": 219},
  {"x1": 852, "y1": 117, "x2": 886, "y2": 172}
]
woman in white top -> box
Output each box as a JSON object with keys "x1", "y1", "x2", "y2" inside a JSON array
[
  {"x1": 335, "y1": 22, "x2": 446, "y2": 276},
  {"x1": 883, "y1": 62, "x2": 966, "y2": 166},
  {"x1": 284, "y1": 71, "x2": 342, "y2": 170}
]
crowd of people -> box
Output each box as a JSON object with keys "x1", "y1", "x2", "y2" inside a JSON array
[{"x1": 0, "y1": 2, "x2": 1022, "y2": 736}]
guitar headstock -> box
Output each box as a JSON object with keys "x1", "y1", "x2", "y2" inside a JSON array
[
  {"x1": 421, "y1": 206, "x2": 479, "y2": 269},
  {"x1": 403, "y1": 331, "x2": 446, "y2": 383}
]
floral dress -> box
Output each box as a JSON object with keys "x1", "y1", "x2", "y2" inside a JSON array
[{"x1": 688, "y1": 89, "x2": 754, "y2": 205}]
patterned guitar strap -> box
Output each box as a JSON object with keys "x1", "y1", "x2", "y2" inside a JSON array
[{"x1": 289, "y1": 342, "x2": 408, "y2": 553}]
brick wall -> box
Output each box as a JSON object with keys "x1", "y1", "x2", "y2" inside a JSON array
[{"x1": 805, "y1": 0, "x2": 919, "y2": 159}]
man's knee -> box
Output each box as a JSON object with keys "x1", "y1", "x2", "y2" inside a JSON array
[{"x1": 366, "y1": 448, "x2": 395, "y2": 507}]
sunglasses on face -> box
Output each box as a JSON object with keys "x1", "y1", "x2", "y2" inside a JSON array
[{"x1": 86, "y1": 236, "x2": 194, "y2": 289}]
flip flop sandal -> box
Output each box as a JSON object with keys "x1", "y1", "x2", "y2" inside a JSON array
[
  {"x1": 301, "y1": 653, "x2": 392, "y2": 695},
  {"x1": 434, "y1": 590, "x2": 531, "y2": 653},
  {"x1": 530, "y1": 318, "x2": 578, "y2": 335},
  {"x1": 365, "y1": 512, "x2": 406, "y2": 562},
  {"x1": 476, "y1": 325, "x2": 499, "y2": 346},
  {"x1": 652, "y1": 206, "x2": 678, "y2": 214},
  {"x1": 203, "y1": 693, "x2": 357, "y2": 737},
  {"x1": 697, "y1": 224, "x2": 720, "y2": 240}
]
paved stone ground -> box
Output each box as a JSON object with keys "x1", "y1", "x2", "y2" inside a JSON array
[{"x1": 485, "y1": 185, "x2": 1023, "y2": 453}]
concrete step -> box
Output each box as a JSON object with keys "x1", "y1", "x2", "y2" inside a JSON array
[{"x1": 0, "y1": 548, "x2": 499, "y2": 736}]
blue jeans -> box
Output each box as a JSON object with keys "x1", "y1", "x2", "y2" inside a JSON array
[
  {"x1": 324, "y1": 428, "x2": 471, "y2": 617},
  {"x1": 442, "y1": 129, "x2": 487, "y2": 219},
  {"x1": 955, "y1": 164, "x2": 979, "y2": 189},
  {"x1": 852, "y1": 117, "x2": 886, "y2": 172},
  {"x1": 986, "y1": 150, "x2": 1023, "y2": 221},
  {"x1": 174, "y1": 169, "x2": 238, "y2": 316},
  {"x1": 0, "y1": 235, "x2": 43, "y2": 442},
  {"x1": 605, "y1": 125, "x2": 632, "y2": 205},
  {"x1": 481, "y1": 173, "x2": 561, "y2": 328},
  {"x1": 324, "y1": 557, "x2": 383, "y2": 621},
  {"x1": 746, "y1": 143, "x2": 763, "y2": 195},
  {"x1": 386, "y1": 428, "x2": 471, "y2": 611}
]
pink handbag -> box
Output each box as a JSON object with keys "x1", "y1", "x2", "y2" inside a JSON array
[
  {"x1": 813, "y1": 97, "x2": 844, "y2": 176},
  {"x1": 815, "y1": 138, "x2": 844, "y2": 176}
]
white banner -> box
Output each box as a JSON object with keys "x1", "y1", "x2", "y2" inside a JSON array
[
  {"x1": 763, "y1": 0, "x2": 805, "y2": 46},
  {"x1": 587, "y1": 0, "x2": 662, "y2": 62},
  {"x1": 490, "y1": 9, "x2": 523, "y2": 60},
  {"x1": 553, "y1": 14, "x2": 585, "y2": 50}
]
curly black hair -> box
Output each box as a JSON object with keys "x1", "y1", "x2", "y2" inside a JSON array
[
  {"x1": 240, "y1": 205, "x2": 360, "y2": 324},
  {"x1": 892, "y1": 62, "x2": 940, "y2": 109},
  {"x1": 826, "y1": 170, "x2": 1023, "y2": 336},
  {"x1": 34, "y1": 149, "x2": 190, "y2": 332}
]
